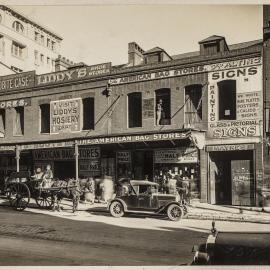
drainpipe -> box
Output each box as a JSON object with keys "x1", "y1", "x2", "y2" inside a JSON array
[{"x1": 74, "y1": 141, "x2": 79, "y2": 180}]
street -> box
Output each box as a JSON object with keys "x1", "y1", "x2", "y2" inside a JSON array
[{"x1": 0, "y1": 204, "x2": 269, "y2": 266}]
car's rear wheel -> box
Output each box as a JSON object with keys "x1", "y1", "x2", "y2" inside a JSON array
[
  {"x1": 109, "y1": 201, "x2": 124, "y2": 218},
  {"x1": 167, "y1": 204, "x2": 183, "y2": 221}
]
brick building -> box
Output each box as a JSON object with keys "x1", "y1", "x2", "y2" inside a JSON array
[{"x1": 0, "y1": 18, "x2": 268, "y2": 206}]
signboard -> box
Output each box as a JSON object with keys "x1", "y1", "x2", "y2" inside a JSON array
[
  {"x1": 206, "y1": 144, "x2": 254, "y2": 152},
  {"x1": 109, "y1": 65, "x2": 207, "y2": 85},
  {"x1": 154, "y1": 148, "x2": 198, "y2": 164},
  {"x1": 0, "y1": 98, "x2": 31, "y2": 109},
  {"x1": 79, "y1": 160, "x2": 100, "y2": 173},
  {"x1": 117, "y1": 151, "x2": 131, "y2": 163},
  {"x1": 0, "y1": 71, "x2": 35, "y2": 92},
  {"x1": 36, "y1": 63, "x2": 111, "y2": 86},
  {"x1": 50, "y1": 98, "x2": 82, "y2": 134},
  {"x1": 207, "y1": 57, "x2": 262, "y2": 139},
  {"x1": 142, "y1": 98, "x2": 155, "y2": 119},
  {"x1": 77, "y1": 131, "x2": 187, "y2": 146},
  {"x1": 33, "y1": 147, "x2": 100, "y2": 161}
]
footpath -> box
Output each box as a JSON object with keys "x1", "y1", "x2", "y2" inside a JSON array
[{"x1": 1, "y1": 197, "x2": 270, "y2": 224}]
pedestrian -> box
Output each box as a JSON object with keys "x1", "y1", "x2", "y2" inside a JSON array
[{"x1": 32, "y1": 167, "x2": 43, "y2": 181}]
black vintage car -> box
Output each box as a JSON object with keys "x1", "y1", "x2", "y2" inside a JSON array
[
  {"x1": 192, "y1": 221, "x2": 270, "y2": 265},
  {"x1": 108, "y1": 179, "x2": 187, "y2": 221}
]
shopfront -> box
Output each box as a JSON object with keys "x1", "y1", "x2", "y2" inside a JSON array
[{"x1": 206, "y1": 144, "x2": 256, "y2": 206}]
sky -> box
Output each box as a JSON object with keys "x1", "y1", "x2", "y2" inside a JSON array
[{"x1": 11, "y1": 4, "x2": 262, "y2": 66}]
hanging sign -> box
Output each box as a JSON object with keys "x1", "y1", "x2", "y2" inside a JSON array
[
  {"x1": 50, "y1": 98, "x2": 82, "y2": 134},
  {"x1": 142, "y1": 98, "x2": 155, "y2": 119}
]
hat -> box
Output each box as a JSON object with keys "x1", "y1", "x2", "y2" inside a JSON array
[{"x1": 36, "y1": 168, "x2": 41, "y2": 173}]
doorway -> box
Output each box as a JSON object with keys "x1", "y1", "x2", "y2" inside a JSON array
[
  {"x1": 209, "y1": 151, "x2": 254, "y2": 206},
  {"x1": 133, "y1": 151, "x2": 153, "y2": 180}
]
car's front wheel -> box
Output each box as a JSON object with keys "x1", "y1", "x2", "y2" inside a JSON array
[
  {"x1": 167, "y1": 204, "x2": 183, "y2": 221},
  {"x1": 109, "y1": 201, "x2": 124, "y2": 218}
]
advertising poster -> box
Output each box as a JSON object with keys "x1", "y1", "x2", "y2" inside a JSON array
[{"x1": 50, "y1": 98, "x2": 82, "y2": 134}]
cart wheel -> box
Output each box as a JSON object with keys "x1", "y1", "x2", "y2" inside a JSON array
[
  {"x1": 6, "y1": 183, "x2": 30, "y2": 211},
  {"x1": 167, "y1": 204, "x2": 183, "y2": 221},
  {"x1": 35, "y1": 192, "x2": 53, "y2": 209}
]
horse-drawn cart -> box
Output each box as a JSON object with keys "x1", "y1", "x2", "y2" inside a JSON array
[{"x1": 2, "y1": 171, "x2": 80, "y2": 211}]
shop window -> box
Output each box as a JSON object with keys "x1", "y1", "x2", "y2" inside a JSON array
[
  {"x1": 0, "y1": 109, "x2": 5, "y2": 137},
  {"x1": 128, "y1": 92, "x2": 142, "y2": 128},
  {"x1": 155, "y1": 88, "x2": 171, "y2": 125},
  {"x1": 12, "y1": 21, "x2": 24, "y2": 33},
  {"x1": 14, "y1": 107, "x2": 24, "y2": 135},
  {"x1": 83, "y1": 98, "x2": 95, "y2": 130},
  {"x1": 185, "y1": 84, "x2": 203, "y2": 126},
  {"x1": 40, "y1": 104, "x2": 50, "y2": 133},
  {"x1": 11, "y1": 41, "x2": 25, "y2": 59},
  {"x1": 218, "y1": 80, "x2": 236, "y2": 120}
]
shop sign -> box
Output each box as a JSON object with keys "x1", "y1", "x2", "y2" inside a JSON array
[
  {"x1": 36, "y1": 63, "x2": 111, "y2": 86},
  {"x1": 154, "y1": 148, "x2": 198, "y2": 164},
  {"x1": 207, "y1": 57, "x2": 261, "y2": 72},
  {"x1": 50, "y1": 98, "x2": 82, "y2": 134},
  {"x1": 208, "y1": 120, "x2": 261, "y2": 138},
  {"x1": 0, "y1": 98, "x2": 31, "y2": 109},
  {"x1": 206, "y1": 144, "x2": 254, "y2": 152},
  {"x1": 117, "y1": 151, "x2": 131, "y2": 163},
  {"x1": 79, "y1": 160, "x2": 100, "y2": 172},
  {"x1": 207, "y1": 57, "x2": 262, "y2": 139},
  {"x1": 77, "y1": 131, "x2": 187, "y2": 145},
  {"x1": 0, "y1": 145, "x2": 15, "y2": 151},
  {"x1": 20, "y1": 141, "x2": 74, "y2": 150},
  {"x1": 142, "y1": 98, "x2": 155, "y2": 119},
  {"x1": 109, "y1": 65, "x2": 207, "y2": 85},
  {"x1": 33, "y1": 147, "x2": 100, "y2": 161},
  {"x1": 0, "y1": 71, "x2": 35, "y2": 92}
]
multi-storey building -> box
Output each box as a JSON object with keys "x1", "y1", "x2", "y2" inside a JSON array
[
  {"x1": 0, "y1": 32, "x2": 266, "y2": 207},
  {"x1": 0, "y1": 5, "x2": 62, "y2": 75}
]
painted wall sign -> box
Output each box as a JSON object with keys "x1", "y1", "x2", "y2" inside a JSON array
[
  {"x1": 208, "y1": 120, "x2": 261, "y2": 138},
  {"x1": 206, "y1": 144, "x2": 255, "y2": 152},
  {"x1": 36, "y1": 62, "x2": 111, "y2": 86},
  {"x1": 142, "y1": 98, "x2": 154, "y2": 119},
  {"x1": 109, "y1": 65, "x2": 207, "y2": 85},
  {"x1": 0, "y1": 98, "x2": 31, "y2": 109},
  {"x1": 77, "y1": 131, "x2": 187, "y2": 146},
  {"x1": 117, "y1": 151, "x2": 131, "y2": 163},
  {"x1": 207, "y1": 57, "x2": 262, "y2": 139},
  {"x1": 50, "y1": 98, "x2": 82, "y2": 134},
  {"x1": 0, "y1": 71, "x2": 35, "y2": 91},
  {"x1": 237, "y1": 92, "x2": 261, "y2": 120},
  {"x1": 33, "y1": 147, "x2": 100, "y2": 161},
  {"x1": 154, "y1": 148, "x2": 198, "y2": 164}
]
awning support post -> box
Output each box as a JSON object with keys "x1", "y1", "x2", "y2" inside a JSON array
[
  {"x1": 15, "y1": 145, "x2": 20, "y2": 172},
  {"x1": 74, "y1": 141, "x2": 79, "y2": 180}
]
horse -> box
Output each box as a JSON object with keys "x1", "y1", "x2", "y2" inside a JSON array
[{"x1": 51, "y1": 178, "x2": 82, "y2": 213}]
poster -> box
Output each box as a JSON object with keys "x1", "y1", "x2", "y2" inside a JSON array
[
  {"x1": 50, "y1": 98, "x2": 82, "y2": 134},
  {"x1": 117, "y1": 151, "x2": 131, "y2": 163}
]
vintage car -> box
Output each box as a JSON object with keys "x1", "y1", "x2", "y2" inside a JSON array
[
  {"x1": 192, "y1": 221, "x2": 270, "y2": 265},
  {"x1": 108, "y1": 179, "x2": 187, "y2": 221}
]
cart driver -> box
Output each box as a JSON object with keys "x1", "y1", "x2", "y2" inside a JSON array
[
  {"x1": 42, "y1": 164, "x2": 54, "y2": 188},
  {"x1": 32, "y1": 167, "x2": 43, "y2": 180}
]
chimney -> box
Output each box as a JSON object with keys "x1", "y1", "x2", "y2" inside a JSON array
[{"x1": 128, "y1": 42, "x2": 144, "y2": 66}]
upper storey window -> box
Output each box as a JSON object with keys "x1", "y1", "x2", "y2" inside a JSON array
[{"x1": 12, "y1": 21, "x2": 24, "y2": 34}]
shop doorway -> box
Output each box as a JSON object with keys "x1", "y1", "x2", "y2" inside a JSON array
[
  {"x1": 209, "y1": 151, "x2": 254, "y2": 206},
  {"x1": 133, "y1": 151, "x2": 153, "y2": 180},
  {"x1": 54, "y1": 161, "x2": 75, "y2": 179}
]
